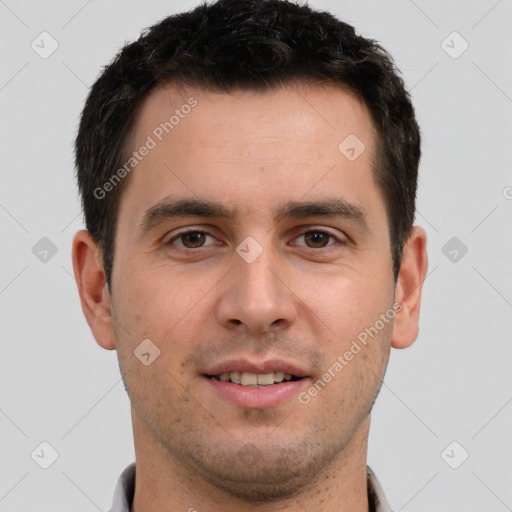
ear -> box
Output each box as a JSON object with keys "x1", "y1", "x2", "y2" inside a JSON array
[
  {"x1": 72, "y1": 229, "x2": 116, "y2": 350},
  {"x1": 391, "y1": 226, "x2": 428, "y2": 349}
]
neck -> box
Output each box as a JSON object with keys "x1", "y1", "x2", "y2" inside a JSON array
[{"x1": 130, "y1": 411, "x2": 372, "y2": 512}]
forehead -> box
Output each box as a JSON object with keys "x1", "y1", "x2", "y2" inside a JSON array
[
  {"x1": 133, "y1": 81, "x2": 376, "y2": 157},
  {"x1": 116, "y1": 81, "x2": 384, "y2": 236}
]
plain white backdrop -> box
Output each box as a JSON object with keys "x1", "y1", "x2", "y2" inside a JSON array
[{"x1": 1, "y1": 1, "x2": 511, "y2": 511}]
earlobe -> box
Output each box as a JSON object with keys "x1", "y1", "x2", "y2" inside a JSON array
[
  {"x1": 72, "y1": 229, "x2": 117, "y2": 350},
  {"x1": 391, "y1": 226, "x2": 428, "y2": 349}
]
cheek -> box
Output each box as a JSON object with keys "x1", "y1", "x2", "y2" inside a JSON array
[
  {"x1": 114, "y1": 260, "x2": 196, "y2": 331},
  {"x1": 111, "y1": 271, "x2": 196, "y2": 407},
  {"x1": 301, "y1": 269, "x2": 391, "y2": 343},
  {"x1": 112, "y1": 260, "x2": 221, "y2": 371}
]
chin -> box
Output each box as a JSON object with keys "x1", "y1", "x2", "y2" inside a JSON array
[{"x1": 180, "y1": 437, "x2": 341, "y2": 502}]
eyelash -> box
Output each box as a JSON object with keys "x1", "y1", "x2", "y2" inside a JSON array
[{"x1": 166, "y1": 228, "x2": 344, "y2": 250}]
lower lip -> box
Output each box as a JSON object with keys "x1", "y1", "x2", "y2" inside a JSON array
[{"x1": 204, "y1": 377, "x2": 310, "y2": 409}]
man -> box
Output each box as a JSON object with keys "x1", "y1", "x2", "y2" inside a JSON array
[{"x1": 72, "y1": 0, "x2": 428, "y2": 510}]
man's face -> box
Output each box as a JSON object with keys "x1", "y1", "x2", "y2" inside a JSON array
[{"x1": 111, "y1": 82, "x2": 396, "y2": 498}]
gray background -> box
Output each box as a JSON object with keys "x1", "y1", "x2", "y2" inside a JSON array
[{"x1": 1, "y1": 0, "x2": 511, "y2": 510}]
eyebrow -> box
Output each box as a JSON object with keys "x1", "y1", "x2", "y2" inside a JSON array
[
  {"x1": 139, "y1": 198, "x2": 235, "y2": 236},
  {"x1": 138, "y1": 197, "x2": 369, "y2": 236}
]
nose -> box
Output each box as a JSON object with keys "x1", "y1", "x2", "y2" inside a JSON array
[{"x1": 215, "y1": 248, "x2": 298, "y2": 334}]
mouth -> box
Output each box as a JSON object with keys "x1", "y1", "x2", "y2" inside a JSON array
[
  {"x1": 206, "y1": 371, "x2": 304, "y2": 388},
  {"x1": 202, "y1": 360, "x2": 310, "y2": 409}
]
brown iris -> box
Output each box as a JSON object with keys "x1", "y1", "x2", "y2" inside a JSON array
[
  {"x1": 304, "y1": 231, "x2": 330, "y2": 248},
  {"x1": 180, "y1": 232, "x2": 206, "y2": 248}
]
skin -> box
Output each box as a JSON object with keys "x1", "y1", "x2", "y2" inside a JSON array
[{"x1": 72, "y1": 81, "x2": 428, "y2": 512}]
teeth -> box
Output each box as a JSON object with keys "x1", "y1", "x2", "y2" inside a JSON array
[
  {"x1": 256, "y1": 373, "x2": 274, "y2": 385},
  {"x1": 274, "y1": 371, "x2": 285, "y2": 383},
  {"x1": 215, "y1": 371, "x2": 298, "y2": 386},
  {"x1": 240, "y1": 372, "x2": 258, "y2": 386},
  {"x1": 230, "y1": 371, "x2": 241, "y2": 384}
]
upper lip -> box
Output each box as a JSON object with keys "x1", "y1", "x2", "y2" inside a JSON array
[{"x1": 203, "y1": 359, "x2": 310, "y2": 378}]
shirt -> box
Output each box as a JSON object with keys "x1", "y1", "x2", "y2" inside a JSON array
[{"x1": 108, "y1": 463, "x2": 394, "y2": 512}]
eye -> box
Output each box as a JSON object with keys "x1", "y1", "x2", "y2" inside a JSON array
[
  {"x1": 167, "y1": 230, "x2": 217, "y2": 249},
  {"x1": 292, "y1": 230, "x2": 340, "y2": 249}
]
